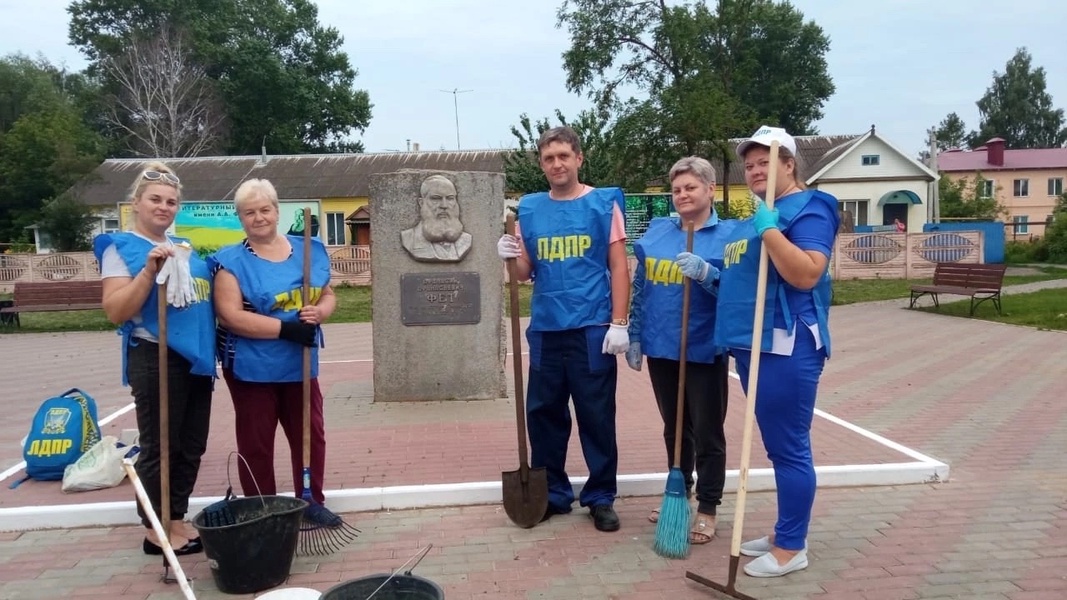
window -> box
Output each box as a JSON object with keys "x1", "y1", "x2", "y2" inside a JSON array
[
  {"x1": 102, "y1": 218, "x2": 120, "y2": 233},
  {"x1": 1049, "y1": 177, "x2": 1064, "y2": 196},
  {"x1": 1013, "y1": 179, "x2": 1029, "y2": 197},
  {"x1": 1012, "y1": 215, "x2": 1029, "y2": 234},
  {"x1": 838, "y1": 200, "x2": 869, "y2": 226},
  {"x1": 977, "y1": 179, "x2": 994, "y2": 198},
  {"x1": 861, "y1": 155, "x2": 880, "y2": 166},
  {"x1": 324, "y1": 212, "x2": 345, "y2": 245}
]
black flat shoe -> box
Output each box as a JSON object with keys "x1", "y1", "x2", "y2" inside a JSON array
[{"x1": 143, "y1": 537, "x2": 204, "y2": 556}]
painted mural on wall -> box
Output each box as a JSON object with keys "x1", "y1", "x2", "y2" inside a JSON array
[{"x1": 120, "y1": 201, "x2": 320, "y2": 247}]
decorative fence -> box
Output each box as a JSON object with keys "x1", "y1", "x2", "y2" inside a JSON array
[
  {"x1": 0, "y1": 231, "x2": 986, "y2": 291},
  {"x1": 832, "y1": 231, "x2": 983, "y2": 280},
  {"x1": 0, "y1": 245, "x2": 373, "y2": 290}
]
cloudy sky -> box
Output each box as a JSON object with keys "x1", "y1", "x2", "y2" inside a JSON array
[{"x1": 2, "y1": 0, "x2": 1065, "y2": 157}]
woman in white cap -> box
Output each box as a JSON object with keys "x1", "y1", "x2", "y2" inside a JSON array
[{"x1": 714, "y1": 126, "x2": 840, "y2": 577}]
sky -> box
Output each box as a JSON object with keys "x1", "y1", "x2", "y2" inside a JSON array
[{"x1": 1, "y1": 0, "x2": 1065, "y2": 158}]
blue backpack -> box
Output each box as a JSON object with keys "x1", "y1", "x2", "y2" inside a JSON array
[{"x1": 16, "y1": 388, "x2": 102, "y2": 485}]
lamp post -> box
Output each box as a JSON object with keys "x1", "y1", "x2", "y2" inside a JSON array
[{"x1": 440, "y1": 88, "x2": 473, "y2": 150}]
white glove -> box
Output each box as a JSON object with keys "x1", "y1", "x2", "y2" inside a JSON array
[
  {"x1": 602, "y1": 323, "x2": 630, "y2": 355},
  {"x1": 156, "y1": 245, "x2": 198, "y2": 308},
  {"x1": 497, "y1": 234, "x2": 522, "y2": 259}
]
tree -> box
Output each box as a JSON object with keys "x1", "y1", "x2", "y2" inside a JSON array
[
  {"x1": 967, "y1": 48, "x2": 1067, "y2": 149},
  {"x1": 933, "y1": 112, "x2": 968, "y2": 151},
  {"x1": 68, "y1": 0, "x2": 373, "y2": 154},
  {"x1": 937, "y1": 173, "x2": 1006, "y2": 221},
  {"x1": 99, "y1": 25, "x2": 227, "y2": 157},
  {"x1": 0, "y1": 55, "x2": 106, "y2": 242},
  {"x1": 36, "y1": 194, "x2": 98, "y2": 251},
  {"x1": 1042, "y1": 192, "x2": 1067, "y2": 262},
  {"x1": 556, "y1": 0, "x2": 834, "y2": 210},
  {"x1": 504, "y1": 109, "x2": 623, "y2": 194}
]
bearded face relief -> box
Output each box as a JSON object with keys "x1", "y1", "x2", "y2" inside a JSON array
[{"x1": 400, "y1": 174, "x2": 473, "y2": 262}]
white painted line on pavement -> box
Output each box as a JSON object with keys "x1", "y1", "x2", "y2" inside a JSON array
[
  {"x1": 0, "y1": 363, "x2": 949, "y2": 530},
  {"x1": 727, "y1": 370, "x2": 948, "y2": 469},
  {"x1": 0, "y1": 460, "x2": 949, "y2": 532}
]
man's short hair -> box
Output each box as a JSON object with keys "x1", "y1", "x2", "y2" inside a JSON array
[{"x1": 537, "y1": 126, "x2": 582, "y2": 155}]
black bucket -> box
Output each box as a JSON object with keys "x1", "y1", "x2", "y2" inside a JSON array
[
  {"x1": 192, "y1": 495, "x2": 308, "y2": 595},
  {"x1": 320, "y1": 573, "x2": 444, "y2": 599}
]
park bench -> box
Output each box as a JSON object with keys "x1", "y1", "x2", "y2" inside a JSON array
[
  {"x1": 908, "y1": 262, "x2": 1007, "y2": 316},
  {"x1": 0, "y1": 280, "x2": 103, "y2": 327}
]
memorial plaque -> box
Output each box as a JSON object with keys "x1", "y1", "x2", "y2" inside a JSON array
[{"x1": 400, "y1": 272, "x2": 481, "y2": 326}]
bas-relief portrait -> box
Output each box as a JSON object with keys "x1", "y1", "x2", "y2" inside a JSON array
[{"x1": 400, "y1": 174, "x2": 473, "y2": 263}]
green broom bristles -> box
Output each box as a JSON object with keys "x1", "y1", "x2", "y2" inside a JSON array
[{"x1": 653, "y1": 468, "x2": 691, "y2": 558}]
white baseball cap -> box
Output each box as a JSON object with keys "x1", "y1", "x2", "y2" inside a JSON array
[{"x1": 736, "y1": 125, "x2": 797, "y2": 158}]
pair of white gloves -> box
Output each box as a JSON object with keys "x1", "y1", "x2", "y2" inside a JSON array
[
  {"x1": 155, "y1": 244, "x2": 198, "y2": 308},
  {"x1": 497, "y1": 233, "x2": 629, "y2": 356}
]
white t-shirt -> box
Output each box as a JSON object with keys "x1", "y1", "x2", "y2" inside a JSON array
[{"x1": 100, "y1": 232, "x2": 174, "y2": 342}]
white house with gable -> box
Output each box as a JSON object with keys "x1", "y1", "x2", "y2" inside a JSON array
[{"x1": 806, "y1": 126, "x2": 939, "y2": 231}]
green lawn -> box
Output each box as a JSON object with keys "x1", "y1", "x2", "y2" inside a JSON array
[
  {"x1": 831, "y1": 266, "x2": 1067, "y2": 305},
  {"x1": 915, "y1": 288, "x2": 1067, "y2": 331},
  {"x1": 2, "y1": 268, "x2": 1063, "y2": 333}
]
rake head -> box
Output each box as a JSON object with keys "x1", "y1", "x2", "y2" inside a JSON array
[{"x1": 298, "y1": 503, "x2": 361, "y2": 556}]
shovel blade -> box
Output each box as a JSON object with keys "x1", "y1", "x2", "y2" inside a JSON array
[{"x1": 501, "y1": 466, "x2": 549, "y2": 528}]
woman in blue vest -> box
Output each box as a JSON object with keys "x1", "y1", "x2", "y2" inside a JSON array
[
  {"x1": 94, "y1": 161, "x2": 215, "y2": 556},
  {"x1": 209, "y1": 179, "x2": 336, "y2": 509},
  {"x1": 715, "y1": 126, "x2": 840, "y2": 578},
  {"x1": 625, "y1": 156, "x2": 737, "y2": 544}
]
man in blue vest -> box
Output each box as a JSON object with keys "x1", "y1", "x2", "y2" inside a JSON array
[{"x1": 497, "y1": 126, "x2": 630, "y2": 532}]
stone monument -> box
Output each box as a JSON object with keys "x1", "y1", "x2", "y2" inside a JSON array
[{"x1": 370, "y1": 170, "x2": 506, "y2": 402}]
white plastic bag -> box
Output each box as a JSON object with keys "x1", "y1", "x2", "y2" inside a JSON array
[{"x1": 62, "y1": 435, "x2": 128, "y2": 493}]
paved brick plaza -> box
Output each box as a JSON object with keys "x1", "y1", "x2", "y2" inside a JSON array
[{"x1": 0, "y1": 283, "x2": 1065, "y2": 599}]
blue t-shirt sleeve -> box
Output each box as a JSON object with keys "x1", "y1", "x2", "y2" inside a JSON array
[{"x1": 787, "y1": 203, "x2": 837, "y2": 257}]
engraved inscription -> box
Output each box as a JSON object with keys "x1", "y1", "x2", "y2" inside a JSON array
[{"x1": 400, "y1": 272, "x2": 481, "y2": 326}]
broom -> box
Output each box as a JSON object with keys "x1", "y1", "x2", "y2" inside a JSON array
[
  {"x1": 653, "y1": 221, "x2": 696, "y2": 559},
  {"x1": 295, "y1": 207, "x2": 359, "y2": 556}
]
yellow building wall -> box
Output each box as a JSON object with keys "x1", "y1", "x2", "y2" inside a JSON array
[{"x1": 319, "y1": 197, "x2": 365, "y2": 245}]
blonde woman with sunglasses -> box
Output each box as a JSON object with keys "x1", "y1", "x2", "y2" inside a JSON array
[{"x1": 92, "y1": 161, "x2": 217, "y2": 556}]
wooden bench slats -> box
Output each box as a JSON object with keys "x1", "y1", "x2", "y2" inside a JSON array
[
  {"x1": 909, "y1": 262, "x2": 1007, "y2": 316},
  {"x1": 0, "y1": 282, "x2": 104, "y2": 325}
]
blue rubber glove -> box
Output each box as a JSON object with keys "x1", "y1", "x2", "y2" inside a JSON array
[
  {"x1": 625, "y1": 341, "x2": 642, "y2": 371},
  {"x1": 675, "y1": 252, "x2": 720, "y2": 283},
  {"x1": 675, "y1": 252, "x2": 708, "y2": 281},
  {"x1": 753, "y1": 201, "x2": 780, "y2": 236}
]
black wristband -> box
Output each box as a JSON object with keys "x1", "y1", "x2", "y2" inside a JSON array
[{"x1": 278, "y1": 319, "x2": 317, "y2": 347}]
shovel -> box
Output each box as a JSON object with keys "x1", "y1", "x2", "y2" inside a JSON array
[{"x1": 500, "y1": 213, "x2": 549, "y2": 528}]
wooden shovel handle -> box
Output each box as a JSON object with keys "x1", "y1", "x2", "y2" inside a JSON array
[
  {"x1": 505, "y1": 214, "x2": 531, "y2": 471},
  {"x1": 729, "y1": 140, "x2": 781, "y2": 557},
  {"x1": 157, "y1": 281, "x2": 170, "y2": 536}
]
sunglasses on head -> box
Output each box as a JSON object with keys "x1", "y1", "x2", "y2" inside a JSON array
[{"x1": 142, "y1": 170, "x2": 180, "y2": 185}]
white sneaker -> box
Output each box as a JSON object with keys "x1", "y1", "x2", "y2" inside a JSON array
[
  {"x1": 739, "y1": 536, "x2": 773, "y2": 557},
  {"x1": 743, "y1": 549, "x2": 808, "y2": 578}
]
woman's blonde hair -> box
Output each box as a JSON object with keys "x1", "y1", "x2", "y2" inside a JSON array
[
  {"x1": 128, "y1": 161, "x2": 182, "y2": 202},
  {"x1": 234, "y1": 178, "x2": 280, "y2": 211}
]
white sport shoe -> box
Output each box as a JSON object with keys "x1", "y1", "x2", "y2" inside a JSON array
[
  {"x1": 743, "y1": 549, "x2": 809, "y2": 578},
  {"x1": 739, "y1": 536, "x2": 773, "y2": 557}
]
